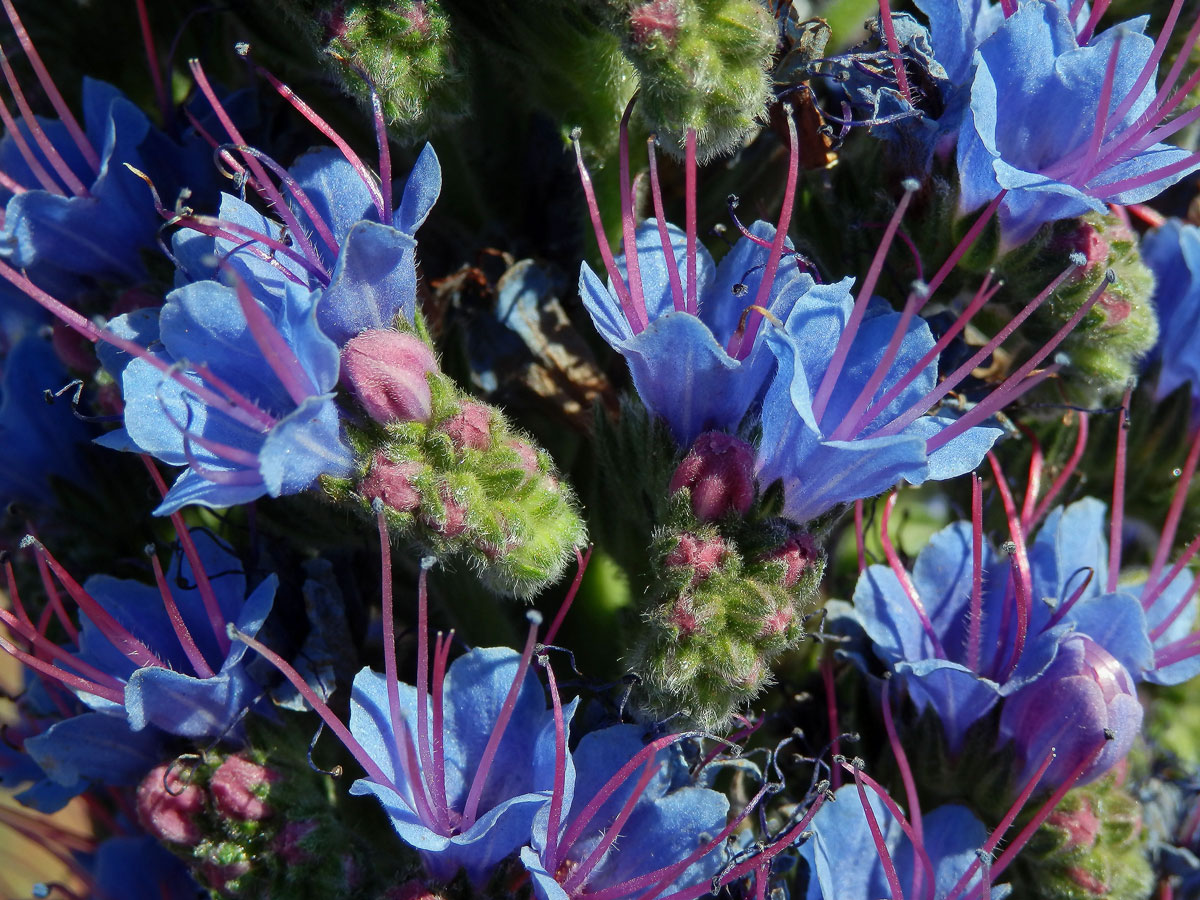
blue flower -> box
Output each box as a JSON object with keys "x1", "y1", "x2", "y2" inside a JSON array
[
  {"x1": 956, "y1": 1, "x2": 1200, "y2": 244},
  {"x1": 88, "y1": 835, "x2": 206, "y2": 900},
  {"x1": 841, "y1": 498, "x2": 1153, "y2": 749},
  {"x1": 92, "y1": 132, "x2": 441, "y2": 514},
  {"x1": 520, "y1": 724, "x2": 730, "y2": 900},
  {"x1": 1141, "y1": 219, "x2": 1200, "y2": 413},
  {"x1": 800, "y1": 785, "x2": 1008, "y2": 899},
  {"x1": 348, "y1": 645, "x2": 570, "y2": 884}
]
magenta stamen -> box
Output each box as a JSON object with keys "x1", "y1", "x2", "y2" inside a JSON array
[
  {"x1": 572, "y1": 134, "x2": 642, "y2": 333},
  {"x1": 31, "y1": 548, "x2": 78, "y2": 643},
  {"x1": 370, "y1": 91, "x2": 393, "y2": 222},
  {"x1": 988, "y1": 454, "x2": 1033, "y2": 680},
  {"x1": 378, "y1": 514, "x2": 440, "y2": 827},
  {"x1": 540, "y1": 655, "x2": 568, "y2": 874},
  {"x1": 753, "y1": 863, "x2": 769, "y2": 900},
  {"x1": 1021, "y1": 429, "x2": 1045, "y2": 531},
  {"x1": 0, "y1": 0, "x2": 99, "y2": 172},
  {"x1": 1127, "y1": 203, "x2": 1167, "y2": 227},
  {"x1": 0, "y1": 605, "x2": 125, "y2": 694},
  {"x1": 562, "y1": 758, "x2": 658, "y2": 893},
  {"x1": 617, "y1": 99, "x2": 650, "y2": 334},
  {"x1": 874, "y1": 262, "x2": 1076, "y2": 440},
  {"x1": 232, "y1": 626, "x2": 394, "y2": 787},
  {"x1": 1045, "y1": 568, "x2": 1095, "y2": 629},
  {"x1": 730, "y1": 109, "x2": 799, "y2": 361},
  {"x1": 460, "y1": 614, "x2": 542, "y2": 828},
  {"x1": 854, "y1": 500, "x2": 867, "y2": 572},
  {"x1": 228, "y1": 270, "x2": 318, "y2": 405},
  {"x1": 685, "y1": 129, "x2": 698, "y2": 315},
  {"x1": 158, "y1": 398, "x2": 263, "y2": 469},
  {"x1": 646, "y1": 138, "x2": 686, "y2": 313},
  {"x1": 430, "y1": 629, "x2": 453, "y2": 824},
  {"x1": 928, "y1": 193, "x2": 1007, "y2": 300},
  {"x1": 881, "y1": 681, "x2": 924, "y2": 857},
  {"x1": 1153, "y1": 625, "x2": 1200, "y2": 668},
  {"x1": 1146, "y1": 426, "x2": 1200, "y2": 596},
  {"x1": 881, "y1": 493, "x2": 947, "y2": 657},
  {"x1": 224, "y1": 144, "x2": 339, "y2": 256},
  {"x1": 877, "y1": 0, "x2": 912, "y2": 104},
  {"x1": 1091, "y1": 149, "x2": 1200, "y2": 197},
  {"x1": 0, "y1": 167, "x2": 25, "y2": 194},
  {"x1": 1104, "y1": 0, "x2": 1183, "y2": 132},
  {"x1": 239, "y1": 48, "x2": 386, "y2": 220},
  {"x1": 853, "y1": 768, "x2": 906, "y2": 900},
  {"x1": 1147, "y1": 559, "x2": 1200, "y2": 641},
  {"x1": 1066, "y1": 0, "x2": 1088, "y2": 29},
  {"x1": 822, "y1": 653, "x2": 843, "y2": 789},
  {"x1": 1098, "y1": 75, "x2": 1200, "y2": 170},
  {"x1": 1109, "y1": 391, "x2": 1132, "y2": 588},
  {"x1": 998, "y1": 0, "x2": 1016, "y2": 16},
  {"x1": 134, "y1": 0, "x2": 169, "y2": 123},
  {"x1": 860, "y1": 220, "x2": 925, "y2": 282},
  {"x1": 1031, "y1": 412, "x2": 1089, "y2": 527},
  {"x1": 189, "y1": 60, "x2": 327, "y2": 277},
  {"x1": 967, "y1": 476, "x2": 985, "y2": 673},
  {"x1": 0, "y1": 631, "x2": 124, "y2": 706},
  {"x1": 148, "y1": 552, "x2": 216, "y2": 679},
  {"x1": 181, "y1": 106, "x2": 250, "y2": 190},
  {"x1": 28, "y1": 541, "x2": 165, "y2": 670},
  {"x1": 844, "y1": 762, "x2": 936, "y2": 900},
  {"x1": 544, "y1": 545, "x2": 592, "y2": 646},
  {"x1": 942, "y1": 748, "x2": 1056, "y2": 900},
  {"x1": 1080, "y1": 37, "x2": 1122, "y2": 182},
  {"x1": 1075, "y1": 0, "x2": 1112, "y2": 44},
  {"x1": 0, "y1": 91, "x2": 62, "y2": 195},
  {"x1": 180, "y1": 441, "x2": 261, "y2": 486},
  {"x1": 0, "y1": 51, "x2": 88, "y2": 197},
  {"x1": 842, "y1": 270, "x2": 1002, "y2": 440},
  {"x1": 187, "y1": 361, "x2": 279, "y2": 431}
]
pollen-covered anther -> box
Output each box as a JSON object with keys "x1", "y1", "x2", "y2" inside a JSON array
[
  {"x1": 341, "y1": 329, "x2": 438, "y2": 424},
  {"x1": 669, "y1": 431, "x2": 756, "y2": 522}
]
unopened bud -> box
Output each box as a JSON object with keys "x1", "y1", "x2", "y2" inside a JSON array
[
  {"x1": 137, "y1": 764, "x2": 205, "y2": 846},
  {"x1": 421, "y1": 483, "x2": 468, "y2": 538},
  {"x1": 441, "y1": 402, "x2": 492, "y2": 451},
  {"x1": 361, "y1": 454, "x2": 423, "y2": 512},
  {"x1": 669, "y1": 431, "x2": 756, "y2": 521},
  {"x1": 276, "y1": 820, "x2": 318, "y2": 865},
  {"x1": 760, "y1": 533, "x2": 818, "y2": 588},
  {"x1": 629, "y1": 0, "x2": 680, "y2": 48},
  {"x1": 210, "y1": 755, "x2": 279, "y2": 822},
  {"x1": 665, "y1": 532, "x2": 727, "y2": 581},
  {"x1": 342, "y1": 330, "x2": 438, "y2": 424}
]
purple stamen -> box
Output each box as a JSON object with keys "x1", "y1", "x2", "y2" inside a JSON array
[
  {"x1": 232, "y1": 626, "x2": 395, "y2": 788},
  {"x1": 852, "y1": 767, "x2": 906, "y2": 900},
  {"x1": 134, "y1": 0, "x2": 169, "y2": 123},
  {"x1": 1155, "y1": 628, "x2": 1200, "y2": 669},
  {"x1": 0, "y1": 167, "x2": 25, "y2": 194},
  {"x1": 730, "y1": 109, "x2": 799, "y2": 361},
  {"x1": 1066, "y1": 0, "x2": 1088, "y2": 30},
  {"x1": 0, "y1": 631, "x2": 123, "y2": 706},
  {"x1": 1031, "y1": 412, "x2": 1089, "y2": 527},
  {"x1": 1103, "y1": 0, "x2": 1184, "y2": 130},
  {"x1": 543, "y1": 546, "x2": 592, "y2": 646},
  {"x1": 0, "y1": 605, "x2": 125, "y2": 696},
  {"x1": 414, "y1": 556, "x2": 452, "y2": 832},
  {"x1": 178, "y1": 442, "x2": 261, "y2": 486},
  {"x1": 0, "y1": 92, "x2": 62, "y2": 195},
  {"x1": 430, "y1": 630, "x2": 453, "y2": 826},
  {"x1": 459, "y1": 612, "x2": 542, "y2": 828},
  {"x1": 173, "y1": 213, "x2": 317, "y2": 286},
  {"x1": 844, "y1": 762, "x2": 936, "y2": 900},
  {"x1": 148, "y1": 551, "x2": 216, "y2": 679},
  {"x1": 814, "y1": 180, "x2": 918, "y2": 428},
  {"x1": 942, "y1": 748, "x2": 1057, "y2": 900},
  {"x1": 377, "y1": 512, "x2": 440, "y2": 827},
  {"x1": 1145, "y1": 426, "x2": 1200, "y2": 595},
  {"x1": 540, "y1": 654, "x2": 569, "y2": 874},
  {"x1": 998, "y1": 0, "x2": 1016, "y2": 16},
  {"x1": 646, "y1": 139, "x2": 686, "y2": 313},
  {"x1": 1108, "y1": 391, "x2": 1131, "y2": 592},
  {"x1": 228, "y1": 269, "x2": 319, "y2": 406},
  {"x1": 881, "y1": 493, "x2": 947, "y2": 657},
  {"x1": 1091, "y1": 148, "x2": 1200, "y2": 197},
  {"x1": 562, "y1": 758, "x2": 658, "y2": 894},
  {"x1": 685, "y1": 129, "x2": 698, "y2": 315},
  {"x1": 1147, "y1": 556, "x2": 1200, "y2": 641},
  {"x1": 726, "y1": 196, "x2": 776, "y2": 250},
  {"x1": 0, "y1": 0, "x2": 99, "y2": 173},
  {"x1": 877, "y1": 0, "x2": 912, "y2": 104},
  {"x1": 967, "y1": 475, "x2": 985, "y2": 673},
  {"x1": 1045, "y1": 567, "x2": 1095, "y2": 629},
  {"x1": 1075, "y1": 0, "x2": 1112, "y2": 44},
  {"x1": 822, "y1": 653, "x2": 843, "y2": 789},
  {"x1": 989, "y1": 454, "x2": 1033, "y2": 680},
  {"x1": 617, "y1": 99, "x2": 650, "y2": 334},
  {"x1": 142, "y1": 458, "x2": 234, "y2": 655},
  {"x1": 1021, "y1": 429, "x2": 1045, "y2": 530},
  {"x1": 186, "y1": 361, "x2": 278, "y2": 431},
  {"x1": 871, "y1": 261, "x2": 1076, "y2": 441},
  {"x1": 222, "y1": 144, "x2": 339, "y2": 256},
  {"x1": 30, "y1": 548, "x2": 78, "y2": 643},
  {"x1": 238, "y1": 46, "x2": 386, "y2": 220},
  {"x1": 0, "y1": 51, "x2": 88, "y2": 197},
  {"x1": 881, "y1": 682, "x2": 925, "y2": 891},
  {"x1": 24, "y1": 538, "x2": 165, "y2": 671},
  {"x1": 157, "y1": 394, "x2": 263, "y2": 469},
  {"x1": 189, "y1": 59, "x2": 328, "y2": 278},
  {"x1": 370, "y1": 89, "x2": 393, "y2": 222},
  {"x1": 572, "y1": 132, "x2": 642, "y2": 333}
]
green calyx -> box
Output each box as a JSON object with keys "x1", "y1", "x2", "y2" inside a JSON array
[
  {"x1": 326, "y1": 318, "x2": 586, "y2": 599},
  {"x1": 611, "y1": 0, "x2": 777, "y2": 160}
]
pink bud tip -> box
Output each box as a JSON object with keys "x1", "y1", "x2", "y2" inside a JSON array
[
  {"x1": 667, "y1": 597, "x2": 701, "y2": 636},
  {"x1": 211, "y1": 755, "x2": 279, "y2": 822},
  {"x1": 1061, "y1": 222, "x2": 1111, "y2": 274},
  {"x1": 341, "y1": 330, "x2": 438, "y2": 424},
  {"x1": 361, "y1": 454, "x2": 423, "y2": 512},
  {"x1": 669, "y1": 431, "x2": 756, "y2": 522},
  {"x1": 665, "y1": 532, "x2": 727, "y2": 581},
  {"x1": 1097, "y1": 292, "x2": 1132, "y2": 325},
  {"x1": 275, "y1": 820, "x2": 318, "y2": 865},
  {"x1": 1046, "y1": 796, "x2": 1102, "y2": 851},
  {"x1": 629, "y1": 0, "x2": 679, "y2": 47},
  {"x1": 137, "y1": 764, "x2": 206, "y2": 846},
  {"x1": 507, "y1": 439, "x2": 542, "y2": 479},
  {"x1": 421, "y1": 483, "x2": 468, "y2": 538},
  {"x1": 761, "y1": 533, "x2": 819, "y2": 589},
  {"x1": 759, "y1": 604, "x2": 794, "y2": 637},
  {"x1": 441, "y1": 401, "x2": 492, "y2": 452}
]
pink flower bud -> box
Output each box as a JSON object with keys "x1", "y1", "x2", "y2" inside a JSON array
[
  {"x1": 210, "y1": 755, "x2": 279, "y2": 822},
  {"x1": 664, "y1": 532, "x2": 727, "y2": 581},
  {"x1": 276, "y1": 820, "x2": 318, "y2": 865},
  {"x1": 137, "y1": 764, "x2": 206, "y2": 846},
  {"x1": 361, "y1": 455, "x2": 422, "y2": 512},
  {"x1": 669, "y1": 432, "x2": 756, "y2": 522},
  {"x1": 667, "y1": 597, "x2": 702, "y2": 636},
  {"x1": 507, "y1": 439, "x2": 542, "y2": 479},
  {"x1": 440, "y1": 402, "x2": 492, "y2": 451},
  {"x1": 630, "y1": 0, "x2": 679, "y2": 47},
  {"x1": 420, "y1": 483, "x2": 468, "y2": 538},
  {"x1": 760, "y1": 533, "x2": 819, "y2": 589},
  {"x1": 341, "y1": 330, "x2": 438, "y2": 424}
]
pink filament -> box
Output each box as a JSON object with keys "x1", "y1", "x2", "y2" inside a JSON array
[
  {"x1": 967, "y1": 475, "x2": 985, "y2": 674},
  {"x1": 1109, "y1": 391, "x2": 1132, "y2": 593},
  {"x1": 617, "y1": 99, "x2": 650, "y2": 334},
  {"x1": 1021, "y1": 429, "x2": 1045, "y2": 531},
  {"x1": 1146, "y1": 426, "x2": 1200, "y2": 597},
  {"x1": 0, "y1": 50, "x2": 88, "y2": 197},
  {"x1": 877, "y1": 0, "x2": 912, "y2": 104},
  {"x1": 148, "y1": 552, "x2": 216, "y2": 679},
  {"x1": 544, "y1": 545, "x2": 592, "y2": 646},
  {"x1": 0, "y1": 91, "x2": 61, "y2": 195},
  {"x1": 881, "y1": 493, "x2": 947, "y2": 657},
  {"x1": 685, "y1": 129, "x2": 698, "y2": 315},
  {"x1": 540, "y1": 655, "x2": 569, "y2": 874},
  {"x1": 853, "y1": 767, "x2": 906, "y2": 900},
  {"x1": 1031, "y1": 412, "x2": 1089, "y2": 527},
  {"x1": 822, "y1": 653, "x2": 843, "y2": 789},
  {"x1": 414, "y1": 557, "x2": 452, "y2": 832},
  {"x1": 1146, "y1": 543, "x2": 1200, "y2": 639},
  {"x1": 563, "y1": 758, "x2": 658, "y2": 893},
  {"x1": 371, "y1": 89, "x2": 393, "y2": 222},
  {"x1": 229, "y1": 271, "x2": 318, "y2": 405},
  {"x1": 646, "y1": 138, "x2": 686, "y2": 313},
  {"x1": 134, "y1": 0, "x2": 169, "y2": 122},
  {"x1": 988, "y1": 453, "x2": 1033, "y2": 680},
  {"x1": 881, "y1": 681, "x2": 924, "y2": 856}
]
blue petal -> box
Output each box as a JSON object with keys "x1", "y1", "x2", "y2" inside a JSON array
[
  {"x1": 394, "y1": 143, "x2": 442, "y2": 235},
  {"x1": 897, "y1": 659, "x2": 1001, "y2": 752},
  {"x1": 317, "y1": 219, "x2": 418, "y2": 344},
  {"x1": 288, "y1": 147, "x2": 376, "y2": 255},
  {"x1": 259, "y1": 393, "x2": 353, "y2": 496},
  {"x1": 25, "y1": 712, "x2": 164, "y2": 788}
]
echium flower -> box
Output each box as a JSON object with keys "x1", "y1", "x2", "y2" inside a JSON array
[
  {"x1": 1141, "y1": 218, "x2": 1200, "y2": 417},
  {"x1": 953, "y1": 0, "x2": 1200, "y2": 244}
]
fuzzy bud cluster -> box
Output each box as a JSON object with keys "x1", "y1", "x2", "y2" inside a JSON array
[{"x1": 331, "y1": 321, "x2": 586, "y2": 597}]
